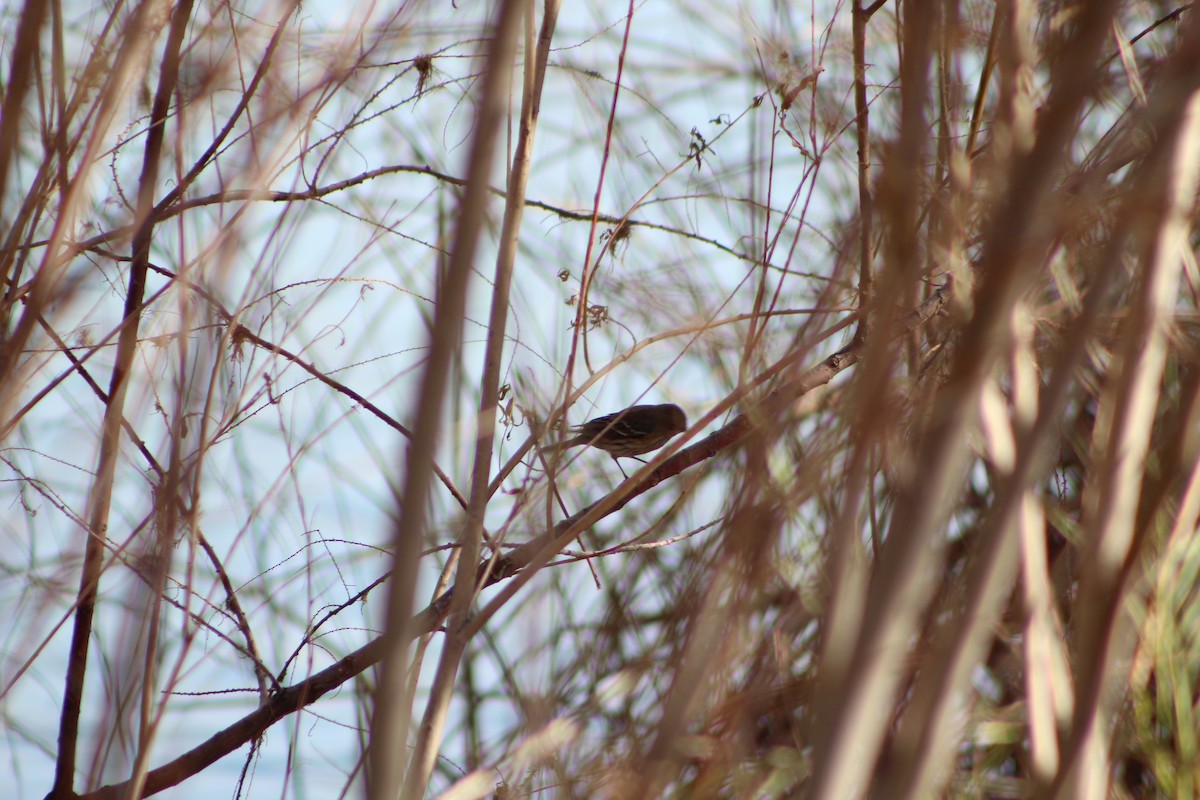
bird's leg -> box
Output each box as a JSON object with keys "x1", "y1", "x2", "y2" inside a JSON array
[{"x1": 611, "y1": 455, "x2": 630, "y2": 479}]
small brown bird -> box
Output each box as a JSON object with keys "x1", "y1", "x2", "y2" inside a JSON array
[{"x1": 551, "y1": 403, "x2": 687, "y2": 473}]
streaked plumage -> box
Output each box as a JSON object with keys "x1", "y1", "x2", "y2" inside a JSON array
[{"x1": 554, "y1": 403, "x2": 687, "y2": 458}]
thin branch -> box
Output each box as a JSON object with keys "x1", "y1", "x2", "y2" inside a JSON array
[
  {"x1": 76, "y1": 280, "x2": 947, "y2": 800},
  {"x1": 52, "y1": 3, "x2": 195, "y2": 797}
]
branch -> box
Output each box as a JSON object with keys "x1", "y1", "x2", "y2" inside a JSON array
[
  {"x1": 76, "y1": 284, "x2": 947, "y2": 800},
  {"x1": 52, "y1": 2, "x2": 196, "y2": 797}
]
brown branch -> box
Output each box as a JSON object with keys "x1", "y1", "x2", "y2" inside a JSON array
[
  {"x1": 502, "y1": 282, "x2": 945, "y2": 568},
  {"x1": 0, "y1": 0, "x2": 48, "y2": 216},
  {"x1": 140, "y1": 261, "x2": 472, "y2": 512},
  {"x1": 74, "y1": 284, "x2": 946, "y2": 800},
  {"x1": 851, "y1": 0, "x2": 875, "y2": 344},
  {"x1": 51, "y1": 2, "x2": 195, "y2": 797}
]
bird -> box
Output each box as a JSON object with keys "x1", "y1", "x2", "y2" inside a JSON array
[{"x1": 549, "y1": 403, "x2": 687, "y2": 475}]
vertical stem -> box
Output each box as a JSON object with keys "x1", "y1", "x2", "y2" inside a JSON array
[
  {"x1": 367, "y1": 1, "x2": 527, "y2": 797},
  {"x1": 52, "y1": 1, "x2": 195, "y2": 796},
  {"x1": 851, "y1": 0, "x2": 874, "y2": 340},
  {"x1": 564, "y1": 0, "x2": 637, "y2": 381},
  {"x1": 403, "y1": 0, "x2": 560, "y2": 796}
]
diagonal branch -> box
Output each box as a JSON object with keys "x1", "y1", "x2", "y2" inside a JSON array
[{"x1": 76, "y1": 283, "x2": 946, "y2": 800}]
